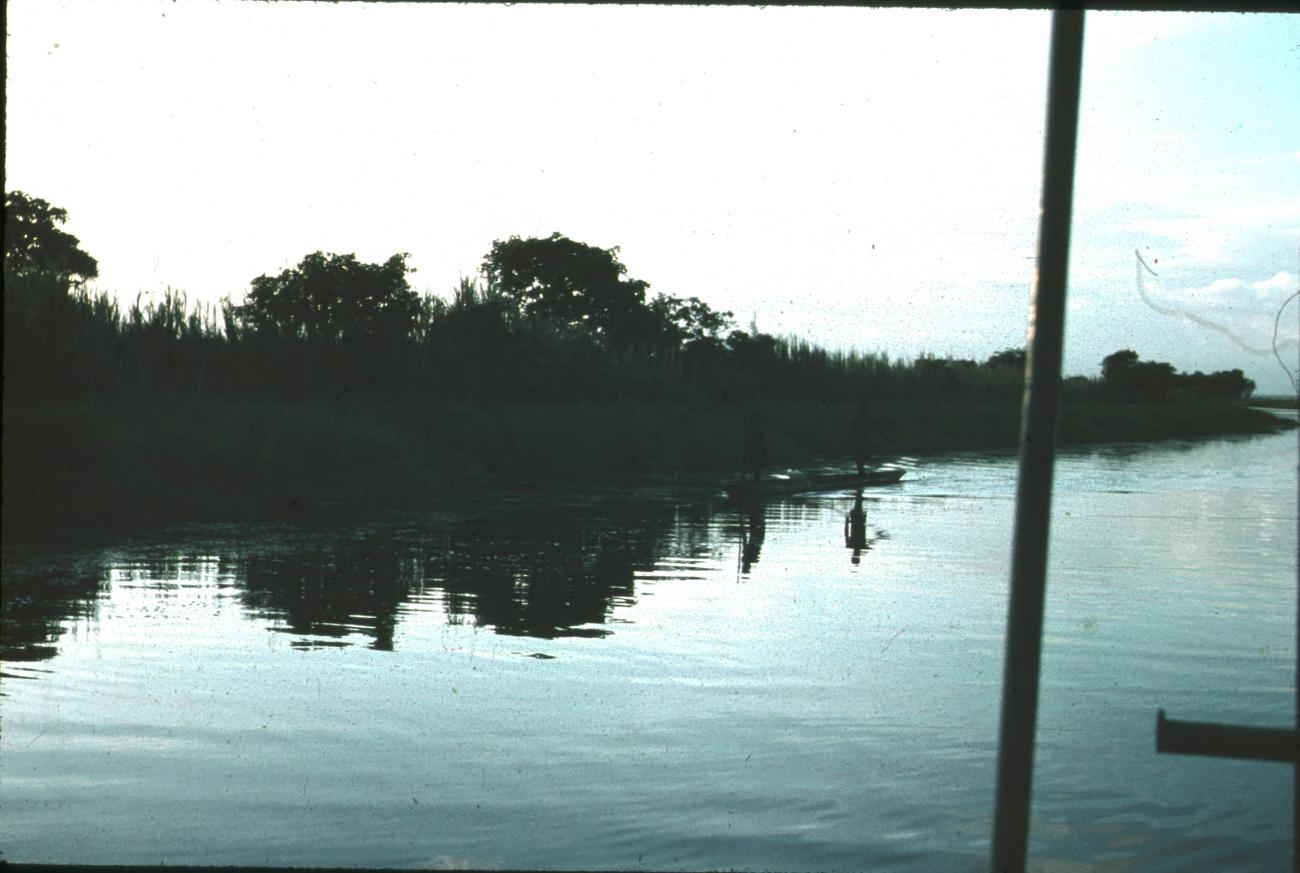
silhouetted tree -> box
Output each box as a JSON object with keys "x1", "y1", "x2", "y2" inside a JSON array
[
  {"x1": 648, "y1": 293, "x2": 734, "y2": 345},
  {"x1": 1179, "y1": 368, "x2": 1256, "y2": 400},
  {"x1": 482, "y1": 233, "x2": 650, "y2": 343},
  {"x1": 986, "y1": 347, "x2": 1026, "y2": 370},
  {"x1": 234, "y1": 251, "x2": 422, "y2": 342},
  {"x1": 1212, "y1": 368, "x2": 1255, "y2": 400},
  {"x1": 3, "y1": 191, "x2": 99, "y2": 287},
  {"x1": 3, "y1": 193, "x2": 110, "y2": 398},
  {"x1": 1130, "y1": 360, "x2": 1177, "y2": 401},
  {"x1": 1101, "y1": 350, "x2": 1176, "y2": 402},
  {"x1": 1101, "y1": 349, "x2": 1140, "y2": 383}
]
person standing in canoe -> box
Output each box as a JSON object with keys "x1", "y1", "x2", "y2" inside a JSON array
[
  {"x1": 849, "y1": 398, "x2": 873, "y2": 475},
  {"x1": 741, "y1": 411, "x2": 767, "y2": 483}
]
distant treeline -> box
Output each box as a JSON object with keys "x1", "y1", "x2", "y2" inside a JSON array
[
  {"x1": 0, "y1": 190, "x2": 1256, "y2": 407},
  {"x1": 5, "y1": 220, "x2": 1024, "y2": 405},
  {"x1": 1098, "y1": 349, "x2": 1255, "y2": 403}
]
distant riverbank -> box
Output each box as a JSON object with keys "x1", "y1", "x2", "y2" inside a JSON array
[
  {"x1": 1249, "y1": 395, "x2": 1300, "y2": 410},
  {"x1": 2, "y1": 394, "x2": 1292, "y2": 543}
]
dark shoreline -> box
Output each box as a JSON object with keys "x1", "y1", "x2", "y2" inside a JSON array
[{"x1": 2, "y1": 395, "x2": 1293, "y2": 546}]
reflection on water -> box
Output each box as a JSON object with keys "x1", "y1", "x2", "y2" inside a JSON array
[
  {"x1": 1, "y1": 567, "x2": 104, "y2": 668},
  {"x1": 243, "y1": 541, "x2": 416, "y2": 651},
  {"x1": 3, "y1": 488, "x2": 908, "y2": 661},
  {"x1": 739, "y1": 501, "x2": 766, "y2": 573},
  {"x1": 3, "y1": 493, "x2": 732, "y2": 658},
  {"x1": 1, "y1": 430, "x2": 1295, "y2": 870},
  {"x1": 842, "y1": 490, "x2": 890, "y2": 564}
]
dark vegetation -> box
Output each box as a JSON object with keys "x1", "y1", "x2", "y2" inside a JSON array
[
  {"x1": 1100, "y1": 348, "x2": 1256, "y2": 403},
  {"x1": 3, "y1": 191, "x2": 1290, "y2": 540}
]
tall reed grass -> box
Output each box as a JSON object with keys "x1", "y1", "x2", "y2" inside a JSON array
[{"x1": 3, "y1": 271, "x2": 1039, "y2": 405}]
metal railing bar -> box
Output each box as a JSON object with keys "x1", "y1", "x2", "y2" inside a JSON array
[
  {"x1": 989, "y1": 9, "x2": 1086, "y2": 873},
  {"x1": 1157, "y1": 709, "x2": 1299, "y2": 763}
]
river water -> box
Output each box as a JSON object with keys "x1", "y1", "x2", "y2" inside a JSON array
[{"x1": 2, "y1": 425, "x2": 1295, "y2": 870}]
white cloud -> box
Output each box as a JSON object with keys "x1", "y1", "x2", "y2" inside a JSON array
[
  {"x1": 1156, "y1": 277, "x2": 1247, "y2": 306},
  {"x1": 1252, "y1": 271, "x2": 1297, "y2": 295},
  {"x1": 1196, "y1": 278, "x2": 1246, "y2": 300},
  {"x1": 1206, "y1": 278, "x2": 1244, "y2": 294},
  {"x1": 1125, "y1": 201, "x2": 1300, "y2": 270},
  {"x1": 1130, "y1": 266, "x2": 1296, "y2": 364}
]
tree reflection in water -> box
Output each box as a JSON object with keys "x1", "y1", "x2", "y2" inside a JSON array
[
  {"x1": 235, "y1": 502, "x2": 678, "y2": 648},
  {"x1": 0, "y1": 489, "x2": 887, "y2": 660},
  {"x1": 239, "y1": 538, "x2": 416, "y2": 650},
  {"x1": 0, "y1": 568, "x2": 104, "y2": 667}
]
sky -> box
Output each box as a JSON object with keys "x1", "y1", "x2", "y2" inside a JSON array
[{"x1": 6, "y1": 3, "x2": 1299, "y2": 394}]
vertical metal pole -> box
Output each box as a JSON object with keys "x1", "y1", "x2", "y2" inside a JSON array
[{"x1": 990, "y1": 10, "x2": 1085, "y2": 873}]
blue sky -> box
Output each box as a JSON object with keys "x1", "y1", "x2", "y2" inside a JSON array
[{"x1": 6, "y1": 4, "x2": 1298, "y2": 393}]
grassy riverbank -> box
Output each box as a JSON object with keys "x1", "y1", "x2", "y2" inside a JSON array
[{"x1": 3, "y1": 393, "x2": 1291, "y2": 542}]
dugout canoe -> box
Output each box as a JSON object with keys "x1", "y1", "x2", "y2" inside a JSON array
[{"x1": 722, "y1": 468, "x2": 905, "y2": 498}]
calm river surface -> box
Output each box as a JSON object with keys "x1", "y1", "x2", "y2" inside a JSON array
[{"x1": 2, "y1": 425, "x2": 1296, "y2": 870}]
